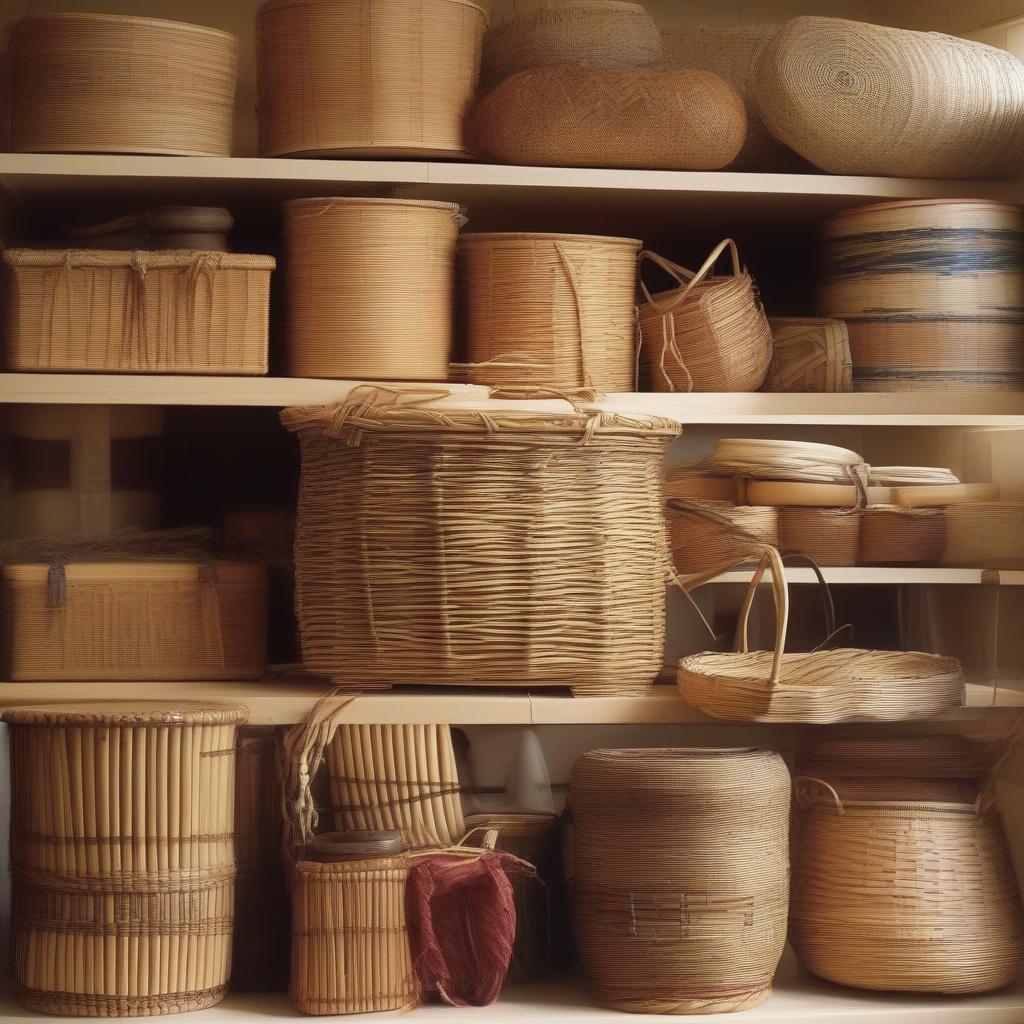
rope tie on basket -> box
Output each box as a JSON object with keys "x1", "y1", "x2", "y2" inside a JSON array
[
  {"x1": 46, "y1": 555, "x2": 68, "y2": 608},
  {"x1": 553, "y1": 241, "x2": 593, "y2": 387}
]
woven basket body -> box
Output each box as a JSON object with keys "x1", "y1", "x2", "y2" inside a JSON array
[
  {"x1": 570, "y1": 748, "x2": 790, "y2": 1013},
  {"x1": 472, "y1": 67, "x2": 745, "y2": 170},
  {"x1": 668, "y1": 500, "x2": 778, "y2": 575},
  {"x1": 6, "y1": 701, "x2": 248, "y2": 1016},
  {"x1": 943, "y1": 502, "x2": 1024, "y2": 567},
  {"x1": 662, "y1": 473, "x2": 739, "y2": 504},
  {"x1": 779, "y1": 507, "x2": 859, "y2": 566},
  {"x1": 4, "y1": 250, "x2": 273, "y2": 375},
  {"x1": 859, "y1": 505, "x2": 945, "y2": 565},
  {"x1": 763, "y1": 316, "x2": 852, "y2": 392},
  {"x1": 751, "y1": 16, "x2": 1024, "y2": 177},
  {"x1": 819, "y1": 200, "x2": 1024, "y2": 391},
  {"x1": 282, "y1": 393, "x2": 677, "y2": 695},
  {"x1": 458, "y1": 232, "x2": 641, "y2": 390},
  {"x1": 258, "y1": 0, "x2": 485, "y2": 158},
  {"x1": 283, "y1": 198, "x2": 461, "y2": 380}
]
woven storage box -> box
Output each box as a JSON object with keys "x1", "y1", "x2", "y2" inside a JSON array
[
  {"x1": 779, "y1": 507, "x2": 859, "y2": 566},
  {"x1": 283, "y1": 198, "x2": 461, "y2": 380},
  {"x1": 6, "y1": 701, "x2": 248, "y2": 1016},
  {"x1": 763, "y1": 316, "x2": 852, "y2": 392},
  {"x1": 3, "y1": 249, "x2": 273, "y2": 375},
  {"x1": 0, "y1": 559, "x2": 267, "y2": 680},
  {"x1": 472, "y1": 67, "x2": 746, "y2": 170},
  {"x1": 570, "y1": 748, "x2": 790, "y2": 1013},
  {"x1": 667, "y1": 499, "x2": 778, "y2": 575},
  {"x1": 819, "y1": 200, "x2": 1024, "y2": 391},
  {"x1": 943, "y1": 502, "x2": 1024, "y2": 567},
  {"x1": 282, "y1": 389, "x2": 678, "y2": 695},
  {"x1": 859, "y1": 505, "x2": 945, "y2": 565},
  {"x1": 751, "y1": 16, "x2": 1024, "y2": 178},
  {"x1": 258, "y1": 0, "x2": 486, "y2": 158},
  {"x1": 458, "y1": 232, "x2": 641, "y2": 390},
  {"x1": 8, "y1": 13, "x2": 237, "y2": 156}
]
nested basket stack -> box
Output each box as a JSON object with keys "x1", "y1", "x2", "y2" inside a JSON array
[
  {"x1": 859, "y1": 506, "x2": 946, "y2": 564},
  {"x1": 944, "y1": 503, "x2": 1024, "y2": 567},
  {"x1": 5, "y1": 701, "x2": 248, "y2": 1016},
  {"x1": 570, "y1": 748, "x2": 790, "y2": 1013},
  {"x1": 666, "y1": 499, "x2": 777, "y2": 574}
]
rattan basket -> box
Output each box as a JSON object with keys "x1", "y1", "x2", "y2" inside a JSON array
[
  {"x1": 779, "y1": 507, "x2": 859, "y2": 566},
  {"x1": 6, "y1": 701, "x2": 248, "y2": 1016},
  {"x1": 258, "y1": 0, "x2": 486, "y2": 158},
  {"x1": 570, "y1": 748, "x2": 790, "y2": 1013},
  {"x1": 4, "y1": 249, "x2": 273, "y2": 375},
  {"x1": 943, "y1": 502, "x2": 1024, "y2": 567},
  {"x1": 667, "y1": 499, "x2": 778, "y2": 575},
  {"x1": 763, "y1": 316, "x2": 852, "y2": 392},
  {"x1": 859, "y1": 505, "x2": 945, "y2": 565},
  {"x1": 8, "y1": 13, "x2": 237, "y2": 156},
  {"x1": 457, "y1": 232, "x2": 641, "y2": 390}
]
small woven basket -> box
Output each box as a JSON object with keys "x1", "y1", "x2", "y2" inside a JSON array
[
  {"x1": 763, "y1": 316, "x2": 852, "y2": 392},
  {"x1": 943, "y1": 502, "x2": 1024, "y2": 568},
  {"x1": 859, "y1": 505, "x2": 945, "y2": 565},
  {"x1": 667, "y1": 499, "x2": 778, "y2": 575},
  {"x1": 779, "y1": 507, "x2": 859, "y2": 567}
]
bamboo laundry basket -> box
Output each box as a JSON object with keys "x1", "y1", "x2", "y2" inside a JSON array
[
  {"x1": 747, "y1": 480, "x2": 892, "y2": 507},
  {"x1": 8, "y1": 13, "x2": 237, "y2": 156},
  {"x1": 570, "y1": 748, "x2": 790, "y2": 1013},
  {"x1": 5, "y1": 701, "x2": 248, "y2": 1016},
  {"x1": 258, "y1": 0, "x2": 486, "y2": 158},
  {"x1": 943, "y1": 503, "x2": 1024, "y2": 567},
  {"x1": 859, "y1": 506, "x2": 945, "y2": 565},
  {"x1": 763, "y1": 316, "x2": 852, "y2": 392},
  {"x1": 819, "y1": 200, "x2": 1024, "y2": 391},
  {"x1": 637, "y1": 239, "x2": 773, "y2": 392},
  {"x1": 282, "y1": 388, "x2": 678, "y2": 695},
  {"x1": 282, "y1": 198, "x2": 462, "y2": 380},
  {"x1": 457, "y1": 232, "x2": 641, "y2": 390},
  {"x1": 472, "y1": 67, "x2": 746, "y2": 170},
  {"x1": 667, "y1": 499, "x2": 778, "y2": 575},
  {"x1": 3, "y1": 249, "x2": 273, "y2": 375},
  {"x1": 699, "y1": 437, "x2": 868, "y2": 488},
  {"x1": 779, "y1": 507, "x2": 859, "y2": 567},
  {"x1": 662, "y1": 471, "x2": 740, "y2": 504}
]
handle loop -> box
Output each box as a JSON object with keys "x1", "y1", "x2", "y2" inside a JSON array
[
  {"x1": 639, "y1": 239, "x2": 741, "y2": 313},
  {"x1": 794, "y1": 776, "x2": 845, "y2": 815}
]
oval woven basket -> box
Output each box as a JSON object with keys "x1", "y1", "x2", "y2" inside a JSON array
[
  {"x1": 859, "y1": 505, "x2": 945, "y2": 565},
  {"x1": 457, "y1": 232, "x2": 641, "y2": 390},
  {"x1": 9, "y1": 13, "x2": 237, "y2": 156},
  {"x1": 750, "y1": 15, "x2": 1024, "y2": 178},
  {"x1": 943, "y1": 502, "x2": 1024, "y2": 568},
  {"x1": 570, "y1": 747, "x2": 790, "y2": 1013},
  {"x1": 763, "y1": 316, "x2": 853, "y2": 393},
  {"x1": 779, "y1": 506, "x2": 859, "y2": 567},
  {"x1": 667, "y1": 499, "x2": 778, "y2": 575},
  {"x1": 258, "y1": 0, "x2": 487, "y2": 158}
]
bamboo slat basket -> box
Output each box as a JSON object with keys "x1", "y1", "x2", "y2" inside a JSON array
[
  {"x1": 943, "y1": 502, "x2": 1024, "y2": 567},
  {"x1": 457, "y1": 232, "x2": 641, "y2": 390},
  {"x1": 283, "y1": 198, "x2": 462, "y2": 380},
  {"x1": 819, "y1": 200, "x2": 1024, "y2": 391},
  {"x1": 570, "y1": 748, "x2": 790, "y2": 1013},
  {"x1": 779, "y1": 507, "x2": 859, "y2": 566},
  {"x1": 763, "y1": 316, "x2": 852, "y2": 392},
  {"x1": 472, "y1": 67, "x2": 746, "y2": 170},
  {"x1": 667, "y1": 499, "x2": 778, "y2": 575},
  {"x1": 281, "y1": 388, "x2": 678, "y2": 695},
  {"x1": 662, "y1": 471, "x2": 740, "y2": 504},
  {"x1": 750, "y1": 16, "x2": 1024, "y2": 178},
  {"x1": 3, "y1": 249, "x2": 273, "y2": 375},
  {"x1": 5, "y1": 701, "x2": 248, "y2": 1016},
  {"x1": 893, "y1": 483, "x2": 1000, "y2": 508},
  {"x1": 8, "y1": 13, "x2": 237, "y2": 156},
  {"x1": 700, "y1": 437, "x2": 868, "y2": 487},
  {"x1": 859, "y1": 505, "x2": 945, "y2": 565},
  {"x1": 637, "y1": 239, "x2": 774, "y2": 392},
  {"x1": 258, "y1": 0, "x2": 486, "y2": 158},
  {"x1": 747, "y1": 480, "x2": 892, "y2": 507}
]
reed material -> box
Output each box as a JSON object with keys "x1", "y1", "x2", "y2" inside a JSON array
[
  {"x1": 458, "y1": 232, "x2": 641, "y2": 390},
  {"x1": 763, "y1": 316, "x2": 852, "y2": 392},
  {"x1": 4, "y1": 249, "x2": 273, "y2": 375},
  {"x1": 570, "y1": 748, "x2": 790, "y2": 1013},
  {"x1": 893, "y1": 483, "x2": 1000, "y2": 507},
  {"x1": 944, "y1": 502, "x2": 1024, "y2": 567},
  {"x1": 869, "y1": 465, "x2": 959, "y2": 486},
  {"x1": 258, "y1": 0, "x2": 486, "y2": 158},
  {"x1": 859, "y1": 505, "x2": 945, "y2": 565},
  {"x1": 779, "y1": 507, "x2": 859, "y2": 566},
  {"x1": 667, "y1": 499, "x2": 778, "y2": 575},
  {"x1": 6, "y1": 701, "x2": 248, "y2": 1016}
]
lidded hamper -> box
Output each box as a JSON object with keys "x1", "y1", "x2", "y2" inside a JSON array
[
  {"x1": 570, "y1": 748, "x2": 790, "y2": 1013},
  {"x1": 5, "y1": 700, "x2": 249, "y2": 1016}
]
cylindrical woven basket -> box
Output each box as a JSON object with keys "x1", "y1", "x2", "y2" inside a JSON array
[
  {"x1": 637, "y1": 239, "x2": 774, "y2": 392},
  {"x1": 779, "y1": 506, "x2": 859, "y2": 566},
  {"x1": 5, "y1": 701, "x2": 248, "y2": 1017},
  {"x1": 258, "y1": 0, "x2": 486, "y2": 158},
  {"x1": 458, "y1": 232, "x2": 641, "y2": 390},
  {"x1": 859, "y1": 505, "x2": 945, "y2": 565},
  {"x1": 943, "y1": 502, "x2": 1024, "y2": 567},
  {"x1": 763, "y1": 315, "x2": 853, "y2": 393},
  {"x1": 667, "y1": 499, "x2": 778, "y2": 575},
  {"x1": 283, "y1": 198, "x2": 463, "y2": 380},
  {"x1": 819, "y1": 200, "x2": 1024, "y2": 391},
  {"x1": 570, "y1": 748, "x2": 790, "y2": 1013},
  {"x1": 8, "y1": 13, "x2": 237, "y2": 156}
]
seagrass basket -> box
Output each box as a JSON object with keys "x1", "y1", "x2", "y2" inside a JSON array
[
  {"x1": 8, "y1": 13, "x2": 237, "y2": 156},
  {"x1": 859, "y1": 505, "x2": 945, "y2": 565},
  {"x1": 570, "y1": 748, "x2": 790, "y2": 1013},
  {"x1": 763, "y1": 316, "x2": 852, "y2": 392},
  {"x1": 779, "y1": 507, "x2": 859, "y2": 567},
  {"x1": 3, "y1": 249, "x2": 273, "y2": 375},
  {"x1": 281, "y1": 388, "x2": 678, "y2": 695},
  {"x1": 6, "y1": 701, "x2": 248, "y2": 1016},
  {"x1": 943, "y1": 502, "x2": 1024, "y2": 567},
  {"x1": 667, "y1": 499, "x2": 777, "y2": 575},
  {"x1": 258, "y1": 0, "x2": 486, "y2": 158},
  {"x1": 457, "y1": 232, "x2": 641, "y2": 390},
  {"x1": 637, "y1": 239, "x2": 773, "y2": 392}
]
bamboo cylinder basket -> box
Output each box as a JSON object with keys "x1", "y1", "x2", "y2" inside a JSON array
[
  {"x1": 570, "y1": 748, "x2": 790, "y2": 1013},
  {"x1": 282, "y1": 198, "x2": 463, "y2": 380},
  {"x1": 859, "y1": 505, "x2": 945, "y2": 565},
  {"x1": 8, "y1": 14, "x2": 237, "y2": 157},
  {"x1": 779, "y1": 507, "x2": 859, "y2": 567},
  {"x1": 457, "y1": 232, "x2": 641, "y2": 390},
  {"x1": 819, "y1": 200, "x2": 1024, "y2": 391},
  {"x1": 667, "y1": 499, "x2": 778, "y2": 575},
  {"x1": 5, "y1": 701, "x2": 248, "y2": 1016},
  {"x1": 258, "y1": 0, "x2": 486, "y2": 158},
  {"x1": 943, "y1": 502, "x2": 1024, "y2": 567}
]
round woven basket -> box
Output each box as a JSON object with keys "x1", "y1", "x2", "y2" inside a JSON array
[
  {"x1": 943, "y1": 502, "x2": 1024, "y2": 568},
  {"x1": 570, "y1": 748, "x2": 790, "y2": 1013},
  {"x1": 258, "y1": 0, "x2": 487, "y2": 158},
  {"x1": 8, "y1": 13, "x2": 237, "y2": 156},
  {"x1": 779, "y1": 506, "x2": 859, "y2": 566},
  {"x1": 859, "y1": 505, "x2": 945, "y2": 565},
  {"x1": 667, "y1": 499, "x2": 778, "y2": 575},
  {"x1": 457, "y1": 232, "x2": 641, "y2": 390}
]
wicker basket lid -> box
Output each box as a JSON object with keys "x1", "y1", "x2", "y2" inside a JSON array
[
  {"x1": 822, "y1": 198, "x2": 1024, "y2": 236},
  {"x1": 571, "y1": 747, "x2": 776, "y2": 787},
  {"x1": 303, "y1": 830, "x2": 405, "y2": 862},
  {"x1": 868, "y1": 466, "x2": 959, "y2": 486},
  {"x1": 3, "y1": 701, "x2": 250, "y2": 727},
  {"x1": 284, "y1": 196, "x2": 466, "y2": 216}
]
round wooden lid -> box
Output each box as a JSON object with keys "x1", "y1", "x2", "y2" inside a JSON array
[{"x1": 304, "y1": 830, "x2": 405, "y2": 862}]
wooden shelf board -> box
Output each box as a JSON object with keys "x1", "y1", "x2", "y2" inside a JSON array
[{"x1": 709, "y1": 567, "x2": 1024, "y2": 585}]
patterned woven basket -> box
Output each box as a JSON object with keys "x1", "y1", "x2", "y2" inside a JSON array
[
  {"x1": 763, "y1": 316, "x2": 852, "y2": 393},
  {"x1": 667, "y1": 499, "x2": 778, "y2": 575},
  {"x1": 281, "y1": 387, "x2": 678, "y2": 695},
  {"x1": 859, "y1": 505, "x2": 945, "y2": 565},
  {"x1": 943, "y1": 502, "x2": 1024, "y2": 567},
  {"x1": 6, "y1": 701, "x2": 248, "y2": 1017},
  {"x1": 457, "y1": 232, "x2": 641, "y2": 390},
  {"x1": 570, "y1": 748, "x2": 790, "y2": 1013},
  {"x1": 779, "y1": 507, "x2": 859, "y2": 567}
]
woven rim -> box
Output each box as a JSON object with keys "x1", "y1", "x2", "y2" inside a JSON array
[
  {"x1": 261, "y1": 0, "x2": 487, "y2": 17},
  {"x1": 460, "y1": 231, "x2": 642, "y2": 248},
  {"x1": 283, "y1": 196, "x2": 465, "y2": 214},
  {"x1": 680, "y1": 647, "x2": 961, "y2": 681},
  {"x1": 3, "y1": 700, "x2": 250, "y2": 726},
  {"x1": 4, "y1": 249, "x2": 275, "y2": 270},
  {"x1": 825, "y1": 198, "x2": 1023, "y2": 224},
  {"x1": 304, "y1": 830, "x2": 405, "y2": 862},
  {"x1": 12, "y1": 11, "x2": 238, "y2": 43}
]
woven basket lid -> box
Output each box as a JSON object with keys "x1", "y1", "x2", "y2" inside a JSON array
[
  {"x1": 12, "y1": 11, "x2": 238, "y2": 43},
  {"x1": 459, "y1": 231, "x2": 642, "y2": 249},
  {"x1": 571, "y1": 747, "x2": 774, "y2": 789},
  {"x1": 823, "y1": 198, "x2": 1024, "y2": 235},
  {"x1": 304, "y1": 830, "x2": 405, "y2": 862},
  {"x1": 3, "y1": 701, "x2": 250, "y2": 727},
  {"x1": 868, "y1": 466, "x2": 959, "y2": 486},
  {"x1": 799, "y1": 735, "x2": 987, "y2": 779}
]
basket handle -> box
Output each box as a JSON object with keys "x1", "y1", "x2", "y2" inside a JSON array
[
  {"x1": 639, "y1": 239, "x2": 741, "y2": 313},
  {"x1": 794, "y1": 776, "x2": 845, "y2": 815},
  {"x1": 775, "y1": 551, "x2": 852, "y2": 651}
]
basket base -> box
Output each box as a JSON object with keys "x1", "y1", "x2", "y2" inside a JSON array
[
  {"x1": 595, "y1": 985, "x2": 771, "y2": 1015},
  {"x1": 15, "y1": 983, "x2": 227, "y2": 1017}
]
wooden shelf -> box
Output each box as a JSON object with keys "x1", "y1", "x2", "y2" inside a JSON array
[{"x1": 708, "y1": 567, "x2": 1024, "y2": 585}]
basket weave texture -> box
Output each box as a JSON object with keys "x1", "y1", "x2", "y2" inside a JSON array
[
  {"x1": 763, "y1": 316, "x2": 852, "y2": 392},
  {"x1": 779, "y1": 506, "x2": 859, "y2": 566},
  {"x1": 943, "y1": 502, "x2": 1024, "y2": 567},
  {"x1": 698, "y1": 437, "x2": 867, "y2": 487},
  {"x1": 859, "y1": 505, "x2": 945, "y2": 565},
  {"x1": 667, "y1": 499, "x2": 778, "y2": 575}
]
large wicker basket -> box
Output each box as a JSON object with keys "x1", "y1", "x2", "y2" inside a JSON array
[
  {"x1": 763, "y1": 316, "x2": 853, "y2": 392},
  {"x1": 943, "y1": 502, "x2": 1024, "y2": 567},
  {"x1": 779, "y1": 507, "x2": 859, "y2": 566},
  {"x1": 667, "y1": 499, "x2": 778, "y2": 575},
  {"x1": 281, "y1": 388, "x2": 678, "y2": 695},
  {"x1": 859, "y1": 505, "x2": 945, "y2": 565}
]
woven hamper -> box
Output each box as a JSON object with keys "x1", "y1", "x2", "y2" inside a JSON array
[
  {"x1": 667, "y1": 499, "x2": 778, "y2": 575},
  {"x1": 763, "y1": 316, "x2": 852, "y2": 392},
  {"x1": 859, "y1": 505, "x2": 945, "y2": 565},
  {"x1": 570, "y1": 748, "x2": 790, "y2": 1013},
  {"x1": 943, "y1": 502, "x2": 1024, "y2": 567},
  {"x1": 282, "y1": 387, "x2": 678, "y2": 695},
  {"x1": 6, "y1": 701, "x2": 248, "y2": 1016},
  {"x1": 779, "y1": 507, "x2": 859, "y2": 566}
]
